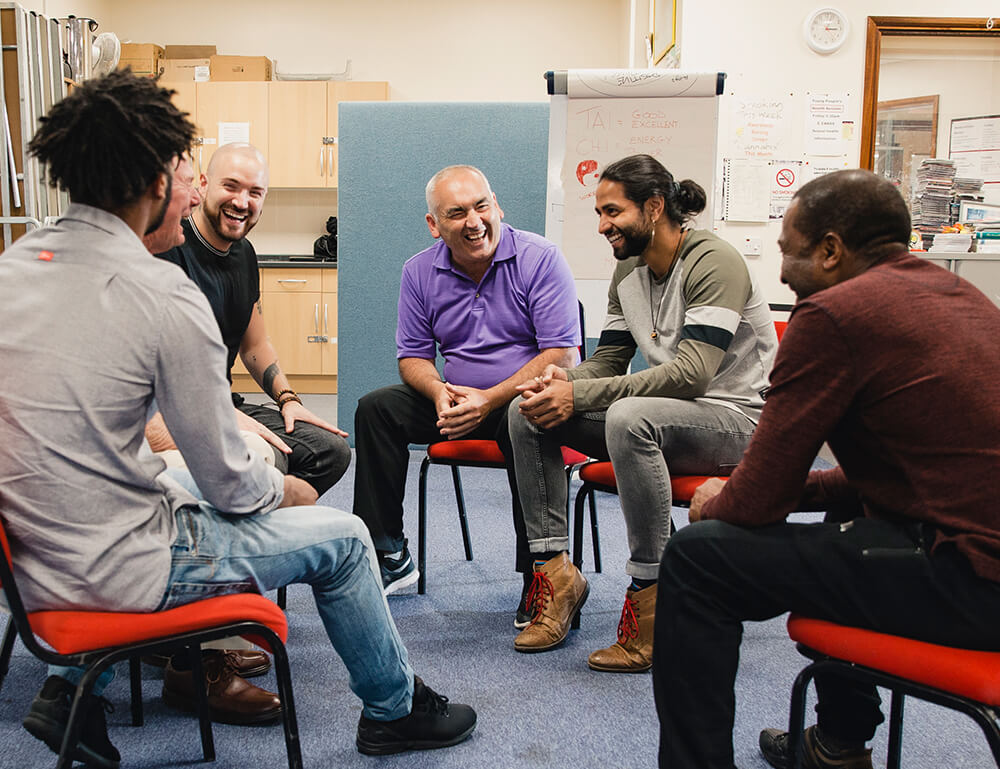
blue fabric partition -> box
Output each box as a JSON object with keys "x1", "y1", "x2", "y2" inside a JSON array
[{"x1": 337, "y1": 102, "x2": 549, "y2": 444}]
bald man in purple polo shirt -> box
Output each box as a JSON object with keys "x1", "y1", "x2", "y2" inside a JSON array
[{"x1": 352, "y1": 165, "x2": 580, "y2": 614}]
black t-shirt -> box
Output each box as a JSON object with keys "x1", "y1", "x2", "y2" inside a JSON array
[{"x1": 156, "y1": 217, "x2": 260, "y2": 381}]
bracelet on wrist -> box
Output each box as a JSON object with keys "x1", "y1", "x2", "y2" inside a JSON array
[
  {"x1": 278, "y1": 394, "x2": 302, "y2": 411},
  {"x1": 274, "y1": 388, "x2": 296, "y2": 404}
]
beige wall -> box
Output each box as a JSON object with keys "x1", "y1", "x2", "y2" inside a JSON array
[{"x1": 101, "y1": 0, "x2": 630, "y2": 102}]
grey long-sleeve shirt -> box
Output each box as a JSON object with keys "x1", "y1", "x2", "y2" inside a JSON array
[{"x1": 0, "y1": 204, "x2": 283, "y2": 612}]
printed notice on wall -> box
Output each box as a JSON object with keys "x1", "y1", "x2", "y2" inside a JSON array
[
  {"x1": 805, "y1": 93, "x2": 849, "y2": 156},
  {"x1": 722, "y1": 159, "x2": 802, "y2": 221},
  {"x1": 730, "y1": 97, "x2": 791, "y2": 159},
  {"x1": 950, "y1": 115, "x2": 1000, "y2": 185},
  {"x1": 218, "y1": 122, "x2": 251, "y2": 147}
]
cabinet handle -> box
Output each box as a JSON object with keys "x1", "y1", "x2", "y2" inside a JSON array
[
  {"x1": 277, "y1": 279, "x2": 307, "y2": 284},
  {"x1": 314, "y1": 303, "x2": 320, "y2": 334},
  {"x1": 319, "y1": 147, "x2": 325, "y2": 176},
  {"x1": 323, "y1": 303, "x2": 329, "y2": 335},
  {"x1": 328, "y1": 147, "x2": 335, "y2": 179}
]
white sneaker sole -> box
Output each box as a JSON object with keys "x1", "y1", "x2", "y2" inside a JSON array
[{"x1": 383, "y1": 568, "x2": 420, "y2": 595}]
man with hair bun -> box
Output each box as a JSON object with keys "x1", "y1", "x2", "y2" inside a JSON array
[{"x1": 509, "y1": 154, "x2": 777, "y2": 666}]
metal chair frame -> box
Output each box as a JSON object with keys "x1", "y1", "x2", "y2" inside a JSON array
[{"x1": 0, "y1": 518, "x2": 302, "y2": 769}]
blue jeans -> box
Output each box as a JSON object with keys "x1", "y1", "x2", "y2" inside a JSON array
[{"x1": 54, "y1": 477, "x2": 414, "y2": 720}]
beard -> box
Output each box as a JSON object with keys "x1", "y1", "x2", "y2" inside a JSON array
[{"x1": 611, "y1": 218, "x2": 654, "y2": 261}]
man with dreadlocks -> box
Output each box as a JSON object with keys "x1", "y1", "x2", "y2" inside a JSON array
[{"x1": 0, "y1": 70, "x2": 476, "y2": 768}]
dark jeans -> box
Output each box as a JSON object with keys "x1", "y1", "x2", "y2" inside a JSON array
[
  {"x1": 653, "y1": 517, "x2": 1000, "y2": 769},
  {"x1": 353, "y1": 384, "x2": 530, "y2": 571},
  {"x1": 238, "y1": 402, "x2": 352, "y2": 496}
]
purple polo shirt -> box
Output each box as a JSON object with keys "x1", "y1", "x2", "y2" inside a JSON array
[{"x1": 396, "y1": 223, "x2": 579, "y2": 390}]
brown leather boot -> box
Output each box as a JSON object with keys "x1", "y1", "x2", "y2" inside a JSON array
[
  {"x1": 587, "y1": 583, "x2": 656, "y2": 672},
  {"x1": 513, "y1": 552, "x2": 589, "y2": 653}
]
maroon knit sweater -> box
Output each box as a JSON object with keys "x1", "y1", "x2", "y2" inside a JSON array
[{"x1": 702, "y1": 251, "x2": 1000, "y2": 583}]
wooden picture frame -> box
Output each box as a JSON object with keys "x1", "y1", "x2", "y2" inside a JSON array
[
  {"x1": 651, "y1": 0, "x2": 678, "y2": 66},
  {"x1": 861, "y1": 16, "x2": 999, "y2": 170}
]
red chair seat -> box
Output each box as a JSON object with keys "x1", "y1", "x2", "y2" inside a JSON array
[
  {"x1": 788, "y1": 615, "x2": 1000, "y2": 706},
  {"x1": 577, "y1": 461, "x2": 718, "y2": 504},
  {"x1": 427, "y1": 439, "x2": 505, "y2": 464},
  {"x1": 29, "y1": 593, "x2": 288, "y2": 655}
]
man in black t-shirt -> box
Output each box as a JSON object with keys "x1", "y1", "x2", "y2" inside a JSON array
[{"x1": 152, "y1": 143, "x2": 350, "y2": 500}]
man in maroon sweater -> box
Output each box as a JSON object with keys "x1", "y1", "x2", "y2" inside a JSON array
[{"x1": 652, "y1": 169, "x2": 1000, "y2": 769}]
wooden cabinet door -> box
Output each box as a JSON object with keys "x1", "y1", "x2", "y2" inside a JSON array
[
  {"x1": 325, "y1": 81, "x2": 388, "y2": 188},
  {"x1": 195, "y1": 82, "x2": 269, "y2": 176},
  {"x1": 261, "y1": 291, "x2": 324, "y2": 375},
  {"x1": 268, "y1": 81, "x2": 327, "y2": 188},
  {"x1": 321, "y1": 269, "x2": 338, "y2": 374}
]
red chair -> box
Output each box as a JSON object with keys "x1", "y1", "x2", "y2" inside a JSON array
[
  {"x1": 415, "y1": 301, "x2": 590, "y2": 594},
  {"x1": 0, "y1": 514, "x2": 302, "y2": 769},
  {"x1": 785, "y1": 614, "x2": 1000, "y2": 768},
  {"x1": 571, "y1": 317, "x2": 788, "y2": 571}
]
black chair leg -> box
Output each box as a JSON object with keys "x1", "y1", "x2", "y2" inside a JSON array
[
  {"x1": 572, "y1": 484, "x2": 588, "y2": 570},
  {"x1": 0, "y1": 616, "x2": 16, "y2": 693},
  {"x1": 129, "y1": 655, "x2": 144, "y2": 726},
  {"x1": 189, "y1": 645, "x2": 216, "y2": 761},
  {"x1": 276, "y1": 586, "x2": 287, "y2": 610},
  {"x1": 887, "y1": 691, "x2": 905, "y2": 769},
  {"x1": 270, "y1": 637, "x2": 304, "y2": 769},
  {"x1": 417, "y1": 455, "x2": 430, "y2": 594},
  {"x1": 787, "y1": 663, "x2": 815, "y2": 769},
  {"x1": 450, "y1": 466, "x2": 474, "y2": 560},
  {"x1": 588, "y1": 489, "x2": 601, "y2": 573}
]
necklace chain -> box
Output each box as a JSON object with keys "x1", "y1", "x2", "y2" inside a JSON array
[{"x1": 650, "y1": 231, "x2": 686, "y2": 340}]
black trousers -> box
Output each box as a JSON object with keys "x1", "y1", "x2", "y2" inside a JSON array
[
  {"x1": 238, "y1": 403, "x2": 352, "y2": 497},
  {"x1": 352, "y1": 384, "x2": 530, "y2": 571},
  {"x1": 653, "y1": 517, "x2": 1000, "y2": 769}
]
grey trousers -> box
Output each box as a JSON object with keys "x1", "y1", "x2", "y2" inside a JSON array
[{"x1": 508, "y1": 396, "x2": 756, "y2": 580}]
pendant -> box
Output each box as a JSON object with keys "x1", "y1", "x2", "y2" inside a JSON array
[{"x1": 651, "y1": 331, "x2": 658, "y2": 339}]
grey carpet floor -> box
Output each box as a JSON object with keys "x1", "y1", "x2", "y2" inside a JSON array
[{"x1": 0, "y1": 451, "x2": 992, "y2": 768}]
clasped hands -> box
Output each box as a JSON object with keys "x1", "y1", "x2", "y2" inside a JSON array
[
  {"x1": 515, "y1": 364, "x2": 575, "y2": 429},
  {"x1": 436, "y1": 382, "x2": 492, "y2": 439}
]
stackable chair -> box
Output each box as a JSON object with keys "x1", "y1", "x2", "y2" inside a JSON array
[
  {"x1": 0, "y1": 514, "x2": 302, "y2": 769},
  {"x1": 571, "y1": 318, "x2": 788, "y2": 572},
  {"x1": 784, "y1": 614, "x2": 1000, "y2": 769},
  {"x1": 416, "y1": 301, "x2": 590, "y2": 594}
]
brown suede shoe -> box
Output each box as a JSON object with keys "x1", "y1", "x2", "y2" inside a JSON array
[
  {"x1": 162, "y1": 650, "x2": 282, "y2": 725},
  {"x1": 514, "y1": 552, "x2": 589, "y2": 653},
  {"x1": 588, "y1": 583, "x2": 656, "y2": 672},
  {"x1": 144, "y1": 649, "x2": 271, "y2": 678}
]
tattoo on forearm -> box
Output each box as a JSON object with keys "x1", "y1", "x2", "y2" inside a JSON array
[
  {"x1": 257, "y1": 299, "x2": 263, "y2": 315},
  {"x1": 262, "y1": 363, "x2": 280, "y2": 399}
]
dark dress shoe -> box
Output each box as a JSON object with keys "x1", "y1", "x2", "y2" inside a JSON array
[
  {"x1": 144, "y1": 648, "x2": 271, "y2": 678},
  {"x1": 162, "y1": 650, "x2": 282, "y2": 725}
]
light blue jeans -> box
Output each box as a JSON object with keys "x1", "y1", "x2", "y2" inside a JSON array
[
  {"x1": 54, "y1": 471, "x2": 414, "y2": 720},
  {"x1": 509, "y1": 396, "x2": 756, "y2": 581}
]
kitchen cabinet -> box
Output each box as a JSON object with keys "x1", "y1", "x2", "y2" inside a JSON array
[
  {"x1": 231, "y1": 267, "x2": 338, "y2": 393},
  {"x1": 195, "y1": 82, "x2": 269, "y2": 176},
  {"x1": 269, "y1": 81, "x2": 388, "y2": 188}
]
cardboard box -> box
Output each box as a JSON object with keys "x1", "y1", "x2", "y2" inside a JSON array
[
  {"x1": 161, "y1": 58, "x2": 211, "y2": 82},
  {"x1": 118, "y1": 43, "x2": 164, "y2": 78},
  {"x1": 164, "y1": 45, "x2": 216, "y2": 59},
  {"x1": 210, "y1": 55, "x2": 272, "y2": 82}
]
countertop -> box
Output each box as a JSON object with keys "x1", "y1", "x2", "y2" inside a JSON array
[{"x1": 256, "y1": 256, "x2": 337, "y2": 268}]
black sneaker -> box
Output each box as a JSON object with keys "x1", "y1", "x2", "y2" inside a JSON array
[
  {"x1": 22, "y1": 675, "x2": 121, "y2": 769},
  {"x1": 356, "y1": 676, "x2": 477, "y2": 755},
  {"x1": 381, "y1": 540, "x2": 419, "y2": 595},
  {"x1": 759, "y1": 725, "x2": 873, "y2": 769}
]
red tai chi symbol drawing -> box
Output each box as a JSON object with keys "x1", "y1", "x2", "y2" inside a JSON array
[{"x1": 775, "y1": 168, "x2": 795, "y2": 188}]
